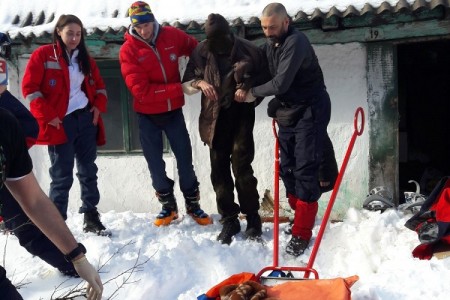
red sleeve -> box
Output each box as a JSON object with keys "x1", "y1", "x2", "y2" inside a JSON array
[
  {"x1": 119, "y1": 42, "x2": 183, "y2": 105},
  {"x1": 89, "y1": 58, "x2": 107, "y2": 112},
  {"x1": 22, "y1": 47, "x2": 58, "y2": 122},
  {"x1": 176, "y1": 28, "x2": 198, "y2": 57}
]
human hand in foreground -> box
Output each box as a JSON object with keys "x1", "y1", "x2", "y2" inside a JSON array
[
  {"x1": 235, "y1": 88, "x2": 256, "y2": 103},
  {"x1": 90, "y1": 106, "x2": 100, "y2": 126},
  {"x1": 48, "y1": 117, "x2": 62, "y2": 129},
  {"x1": 196, "y1": 80, "x2": 218, "y2": 101},
  {"x1": 73, "y1": 256, "x2": 103, "y2": 300}
]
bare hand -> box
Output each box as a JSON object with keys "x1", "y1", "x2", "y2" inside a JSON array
[
  {"x1": 48, "y1": 117, "x2": 62, "y2": 129},
  {"x1": 90, "y1": 106, "x2": 100, "y2": 126},
  {"x1": 197, "y1": 80, "x2": 218, "y2": 101},
  {"x1": 234, "y1": 89, "x2": 247, "y2": 102}
]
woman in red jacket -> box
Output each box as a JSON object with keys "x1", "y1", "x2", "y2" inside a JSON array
[{"x1": 22, "y1": 14, "x2": 110, "y2": 236}]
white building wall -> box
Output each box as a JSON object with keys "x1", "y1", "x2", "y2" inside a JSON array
[{"x1": 10, "y1": 42, "x2": 368, "y2": 220}]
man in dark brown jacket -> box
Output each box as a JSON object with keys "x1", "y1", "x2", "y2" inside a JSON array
[{"x1": 182, "y1": 13, "x2": 270, "y2": 244}]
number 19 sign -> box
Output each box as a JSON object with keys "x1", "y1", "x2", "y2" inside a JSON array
[{"x1": 365, "y1": 28, "x2": 384, "y2": 41}]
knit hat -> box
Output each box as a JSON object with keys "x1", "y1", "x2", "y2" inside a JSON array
[
  {"x1": 129, "y1": 1, "x2": 155, "y2": 26},
  {"x1": 204, "y1": 13, "x2": 230, "y2": 38}
]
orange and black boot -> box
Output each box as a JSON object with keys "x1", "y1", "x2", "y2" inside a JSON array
[
  {"x1": 154, "y1": 192, "x2": 178, "y2": 226},
  {"x1": 185, "y1": 190, "x2": 212, "y2": 226}
]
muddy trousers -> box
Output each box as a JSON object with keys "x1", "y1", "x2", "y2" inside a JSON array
[{"x1": 210, "y1": 103, "x2": 259, "y2": 219}]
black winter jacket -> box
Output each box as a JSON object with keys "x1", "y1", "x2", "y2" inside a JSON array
[{"x1": 252, "y1": 26, "x2": 326, "y2": 104}]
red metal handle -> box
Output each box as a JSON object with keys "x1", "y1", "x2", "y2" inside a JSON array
[
  {"x1": 272, "y1": 119, "x2": 280, "y2": 267},
  {"x1": 304, "y1": 107, "x2": 365, "y2": 278}
]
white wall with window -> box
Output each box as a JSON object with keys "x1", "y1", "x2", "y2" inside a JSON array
[{"x1": 9, "y1": 42, "x2": 368, "y2": 220}]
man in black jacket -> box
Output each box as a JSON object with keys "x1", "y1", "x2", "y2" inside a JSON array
[
  {"x1": 0, "y1": 108, "x2": 103, "y2": 299},
  {"x1": 0, "y1": 31, "x2": 77, "y2": 277},
  {"x1": 236, "y1": 3, "x2": 337, "y2": 256}
]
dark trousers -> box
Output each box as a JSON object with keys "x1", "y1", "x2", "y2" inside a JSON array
[
  {"x1": 138, "y1": 109, "x2": 198, "y2": 197},
  {"x1": 210, "y1": 103, "x2": 259, "y2": 219},
  {"x1": 0, "y1": 266, "x2": 23, "y2": 300},
  {"x1": 278, "y1": 90, "x2": 331, "y2": 202},
  {"x1": 48, "y1": 107, "x2": 99, "y2": 219},
  {"x1": 0, "y1": 188, "x2": 75, "y2": 274}
]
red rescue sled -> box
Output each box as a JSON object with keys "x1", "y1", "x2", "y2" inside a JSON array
[{"x1": 198, "y1": 108, "x2": 364, "y2": 300}]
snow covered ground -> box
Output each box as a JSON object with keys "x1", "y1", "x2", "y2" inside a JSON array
[{"x1": 2, "y1": 206, "x2": 449, "y2": 299}]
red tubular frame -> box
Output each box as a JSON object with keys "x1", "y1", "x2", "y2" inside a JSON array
[{"x1": 256, "y1": 107, "x2": 365, "y2": 281}]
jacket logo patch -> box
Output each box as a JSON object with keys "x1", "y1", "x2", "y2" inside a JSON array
[
  {"x1": 169, "y1": 53, "x2": 177, "y2": 62},
  {"x1": 138, "y1": 56, "x2": 148, "y2": 62},
  {"x1": 0, "y1": 60, "x2": 6, "y2": 74},
  {"x1": 49, "y1": 79, "x2": 57, "y2": 87}
]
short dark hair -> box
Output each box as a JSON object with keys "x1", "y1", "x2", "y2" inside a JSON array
[{"x1": 262, "y1": 3, "x2": 288, "y2": 18}]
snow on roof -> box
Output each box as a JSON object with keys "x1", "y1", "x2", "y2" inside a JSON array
[{"x1": 1, "y1": 0, "x2": 433, "y2": 38}]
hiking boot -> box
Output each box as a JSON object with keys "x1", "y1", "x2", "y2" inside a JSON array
[
  {"x1": 154, "y1": 192, "x2": 179, "y2": 226},
  {"x1": 154, "y1": 208, "x2": 179, "y2": 226},
  {"x1": 187, "y1": 206, "x2": 213, "y2": 225},
  {"x1": 217, "y1": 217, "x2": 241, "y2": 245},
  {"x1": 83, "y1": 210, "x2": 111, "y2": 237},
  {"x1": 244, "y1": 213, "x2": 262, "y2": 239},
  {"x1": 185, "y1": 190, "x2": 212, "y2": 225},
  {"x1": 286, "y1": 235, "x2": 309, "y2": 257}
]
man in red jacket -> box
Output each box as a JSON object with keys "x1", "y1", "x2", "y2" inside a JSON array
[{"x1": 119, "y1": 1, "x2": 211, "y2": 226}]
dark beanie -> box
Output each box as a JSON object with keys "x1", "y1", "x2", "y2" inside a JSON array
[
  {"x1": 205, "y1": 13, "x2": 230, "y2": 38},
  {"x1": 129, "y1": 1, "x2": 155, "y2": 26}
]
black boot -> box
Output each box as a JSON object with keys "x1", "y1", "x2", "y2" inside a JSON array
[
  {"x1": 217, "y1": 217, "x2": 241, "y2": 245},
  {"x1": 285, "y1": 235, "x2": 309, "y2": 256},
  {"x1": 154, "y1": 192, "x2": 179, "y2": 226},
  {"x1": 244, "y1": 213, "x2": 262, "y2": 240},
  {"x1": 83, "y1": 210, "x2": 111, "y2": 237}
]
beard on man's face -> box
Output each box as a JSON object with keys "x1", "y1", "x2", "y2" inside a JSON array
[{"x1": 266, "y1": 26, "x2": 288, "y2": 45}]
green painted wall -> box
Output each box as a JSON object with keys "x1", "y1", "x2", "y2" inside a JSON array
[{"x1": 367, "y1": 43, "x2": 399, "y2": 204}]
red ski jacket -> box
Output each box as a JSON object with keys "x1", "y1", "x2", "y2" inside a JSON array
[
  {"x1": 22, "y1": 43, "x2": 107, "y2": 146},
  {"x1": 119, "y1": 26, "x2": 198, "y2": 114}
]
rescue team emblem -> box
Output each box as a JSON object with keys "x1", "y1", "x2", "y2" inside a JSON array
[
  {"x1": 0, "y1": 60, "x2": 5, "y2": 74},
  {"x1": 169, "y1": 53, "x2": 177, "y2": 62},
  {"x1": 49, "y1": 79, "x2": 57, "y2": 87},
  {"x1": 0, "y1": 60, "x2": 6, "y2": 84}
]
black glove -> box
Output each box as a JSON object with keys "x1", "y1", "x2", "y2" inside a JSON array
[{"x1": 267, "y1": 97, "x2": 282, "y2": 118}]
